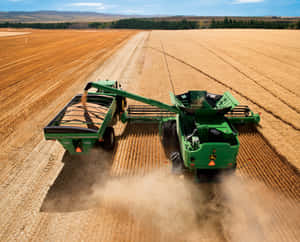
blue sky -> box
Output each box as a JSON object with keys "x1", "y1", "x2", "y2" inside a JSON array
[{"x1": 1, "y1": 0, "x2": 299, "y2": 16}]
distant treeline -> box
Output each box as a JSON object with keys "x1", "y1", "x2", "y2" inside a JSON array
[
  {"x1": 0, "y1": 22, "x2": 72, "y2": 29},
  {"x1": 109, "y1": 19, "x2": 199, "y2": 29},
  {"x1": 0, "y1": 19, "x2": 199, "y2": 30},
  {"x1": 211, "y1": 17, "x2": 300, "y2": 29},
  {"x1": 1, "y1": 18, "x2": 299, "y2": 30}
]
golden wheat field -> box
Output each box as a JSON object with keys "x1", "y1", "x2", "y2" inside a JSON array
[{"x1": 0, "y1": 29, "x2": 299, "y2": 242}]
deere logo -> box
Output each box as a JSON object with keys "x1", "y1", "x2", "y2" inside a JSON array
[{"x1": 209, "y1": 154, "x2": 217, "y2": 160}]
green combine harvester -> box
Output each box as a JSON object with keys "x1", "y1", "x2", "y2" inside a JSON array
[{"x1": 44, "y1": 80, "x2": 260, "y2": 177}]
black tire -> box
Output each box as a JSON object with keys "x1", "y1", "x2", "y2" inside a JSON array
[
  {"x1": 103, "y1": 127, "x2": 115, "y2": 150},
  {"x1": 161, "y1": 120, "x2": 176, "y2": 138},
  {"x1": 170, "y1": 151, "x2": 183, "y2": 174}
]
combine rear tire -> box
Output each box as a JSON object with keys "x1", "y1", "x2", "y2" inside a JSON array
[
  {"x1": 170, "y1": 152, "x2": 183, "y2": 174},
  {"x1": 103, "y1": 127, "x2": 115, "y2": 150}
]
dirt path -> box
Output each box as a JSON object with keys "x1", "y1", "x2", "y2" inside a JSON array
[{"x1": 0, "y1": 31, "x2": 30, "y2": 37}]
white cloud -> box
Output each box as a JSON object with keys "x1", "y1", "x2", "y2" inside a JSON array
[
  {"x1": 121, "y1": 9, "x2": 145, "y2": 14},
  {"x1": 69, "y1": 2, "x2": 112, "y2": 10},
  {"x1": 233, "y1": 0, "x2": 264, "y2": 4}
]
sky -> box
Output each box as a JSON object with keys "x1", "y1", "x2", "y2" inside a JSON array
[{"x1": 0, "y1": 0, "x2": 300, "y2": 16}]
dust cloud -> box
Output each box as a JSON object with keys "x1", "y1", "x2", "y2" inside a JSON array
[
  {"x1": 42, "y1": 154, "x2": 299, "y2": 242},
  {"x1": 219, "y1": 174, "x2": 300, "y2": 242},
  {"x1": 91, "y1": 171, "x2": 225, "y2": 241}
]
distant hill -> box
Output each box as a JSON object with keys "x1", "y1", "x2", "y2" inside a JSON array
[{"x1": 0, "y1": 11, "x2": 141, "y2": 23}]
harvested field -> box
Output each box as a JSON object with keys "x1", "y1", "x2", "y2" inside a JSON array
[
  {"x1": 1, "y1": 29, "x2": 300, "y2": 242},
  {"x1": 0, "y1": 28, "x2": 136, "y2": 150}
]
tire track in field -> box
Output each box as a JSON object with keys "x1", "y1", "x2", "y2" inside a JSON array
[
  {"x1": 117, "y1": 33, "x2": 148, "y2": 81},
  {"x1": 247, "y1": 38, "x2": 300, "y2": 53},
  {"x1": 243, "y1": 46, "x2": 300, "y2": 71},
  {"x1": 191, "y1": 40, "x2": 300, "y2": 114},
  {"x1": 205, "y1": 43, "x2": 300, "y2": 98},
  {"x1": 160, "y1": 41, "x2": 176, "y2": 94},
  {"x1": 214, "y1": 37, "x2": 300, "y2": 70},
  {"x1": 148, "y1": 46, "x2": 300, "y2": 132}
]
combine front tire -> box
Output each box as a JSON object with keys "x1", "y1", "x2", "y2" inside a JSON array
[
  {"x1": 103, "y1": 127, "x2": 115, "y2": 150},
  {"x1": 161, "y1": 120, "x2": 176, "y2": 140}
]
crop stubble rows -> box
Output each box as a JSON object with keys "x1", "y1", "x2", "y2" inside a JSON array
[{"x1": 0, "y1": 30, "x2": 299, "y2": 241}]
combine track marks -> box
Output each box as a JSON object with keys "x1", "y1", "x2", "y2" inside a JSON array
[
  {"x1": 203, "y1": 43, "x2": 300, "y2": 98},
  {"x1": 192, "y1": 41, "x2": 300, "y2": 114},
  {"x1": 243, "y1": 46, "x2": 300, "y2": 71},
  {"x1": 148, "y1": 46, "x2": 300, "y2": 132},
  {"x1": 160, "y1": 41, "x2": 176, "y2": 94}
]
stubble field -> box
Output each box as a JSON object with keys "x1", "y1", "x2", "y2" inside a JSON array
[{"x1": 0, "y1": 29, "x2": 299, "y2": 242}]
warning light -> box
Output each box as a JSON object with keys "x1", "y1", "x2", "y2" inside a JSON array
[
  {"x1": 208, "y1": 160, "x2": 215, "y2": 166},
  {"x1": 190, "y1": 163, "x2": 195, "y2": 167},
  {"x1": 99, "y1": 138, "x2": 104, "y2": 142},
  {"x1": 209, "y1": 154, "x2": 217, "y2": 160},
  {"x1": 76, "y1": 147, "x2": 82, "y2": 153},
  {"x1": 228, "y1": 163, "x2": 233, "y2": 167},
  {"x1": 213, "y1": 149, "x2": 216, "y2": 153}
]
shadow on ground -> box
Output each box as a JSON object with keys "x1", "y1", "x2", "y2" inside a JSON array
[{"x1": 41, "y1": 145, "x2": 114, "y2": 213}]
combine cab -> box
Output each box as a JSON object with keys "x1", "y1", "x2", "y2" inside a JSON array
[
  {"x1": 171, "y1": 91, "x2": 240, "y2": 172},
  {"x1": 44, "y1": 80, "x2": 260, "y2": 178}
]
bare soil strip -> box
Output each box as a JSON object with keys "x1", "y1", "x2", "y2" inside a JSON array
[{"x1": 0, "y1": 31, "x2": 30, "y2": 37}]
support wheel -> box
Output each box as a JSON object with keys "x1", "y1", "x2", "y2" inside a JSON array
[
  {"x1": 170, "y1": 152, "x2": 183, "y2": 174},
  {"x1": 103, "y1": 127, "x2": 115, "y2": 150}
]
